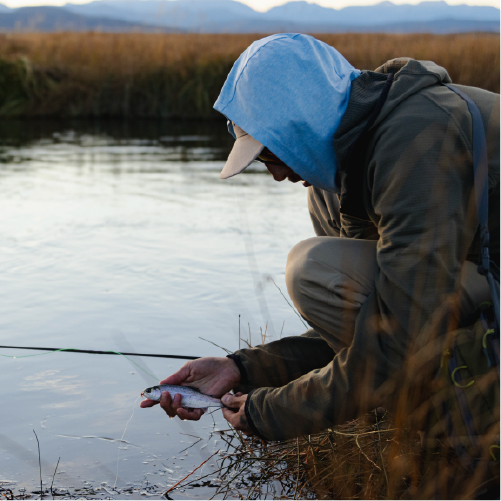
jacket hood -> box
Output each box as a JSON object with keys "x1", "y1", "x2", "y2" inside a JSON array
[
  {"x1": 214, "y1": 33, "x2": 361, "y2": 192},
  {"x1": 333, "y1": 58, "x2": 453, "y2": 173},
  {"x1": 374, "y1": 58, "x2": 452, "y2": 127}
]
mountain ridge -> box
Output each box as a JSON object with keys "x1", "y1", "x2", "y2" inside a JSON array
[
  {"x1": 0, "y1": 5, "x2": 181, "y2": 30},
  {"x1": 0, "y1": 0, "x2": 497, "y2": 33},
  {"x1": 266, "y1": 0, "x2": 499, "y2": 24}
]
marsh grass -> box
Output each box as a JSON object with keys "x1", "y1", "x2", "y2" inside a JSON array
[
  {"x1": 172, "y1": 411, "x2": 495, "y2": 500},
  {"x1": 174, "y1": 415, "x2": 399, "y2": 499},
  {"x1": 185, "y1": 321, "x2": 498, "y2": 500},
  {"x1": 0, "y1": 32, "x2": 498, "y2": 117}
]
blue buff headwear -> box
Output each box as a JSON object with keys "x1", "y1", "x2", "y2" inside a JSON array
[{"x1": 214, "y1": 33, "x2": 361, "y2": 193}]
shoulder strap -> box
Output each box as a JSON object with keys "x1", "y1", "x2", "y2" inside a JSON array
[{"x1": 443, "y1": 83, "x2": 500, "y2": 330}]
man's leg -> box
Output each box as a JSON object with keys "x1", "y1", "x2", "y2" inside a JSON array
[
  {"x1": 286, "y1": 236, "x2": 378, "y2": 352},
  {"x1": 286, "y1": 235, "x2": 492, "y2": 353}
]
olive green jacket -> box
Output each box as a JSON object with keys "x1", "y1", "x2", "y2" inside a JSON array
[{"x1": 230, "y1": 58, "x2": 500, "y2": 441}]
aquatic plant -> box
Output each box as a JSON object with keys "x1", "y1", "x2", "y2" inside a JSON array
[{"x1": 0, "y1": 32, "x2": 497, "y2": 118}]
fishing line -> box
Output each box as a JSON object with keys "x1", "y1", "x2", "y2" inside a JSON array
[
  {"x1": 114, "y1": 395, "x2": 141, "y2": 491},
  {"x1": 0, "y1": 347, "x2": 197, "y2": 380}
]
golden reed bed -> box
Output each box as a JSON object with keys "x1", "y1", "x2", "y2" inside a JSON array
[{"x1": 0, "y1": 32, "x2": 498, "y2": 117}]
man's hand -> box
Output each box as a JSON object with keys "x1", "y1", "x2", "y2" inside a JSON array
[
  {"x1": 140, "y1": 357, "x2": 241, "y2": 421},
  {"x1": 221, "y1": 393, "x2": 254, "y2": 436}
]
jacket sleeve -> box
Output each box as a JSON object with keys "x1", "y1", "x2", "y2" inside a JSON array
[
  {"x1": 244, "y1": 95, "x2": 480, "y2": 441},
  {"x1": 229, "y1": 329, "x2": 335, "y2": 394}
]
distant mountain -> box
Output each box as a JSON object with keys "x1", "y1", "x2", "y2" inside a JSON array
[
  {"x1": 266, "y1": 1, "x2": 499, "y2": 25},
  {"x1": 216, "y1": 18, "x2": 499, "y2": 33},
  {"x1": 315, "y1": 18, "x2": 499, "y2": 34},
  {"x1": 64, "y1": 0, "x2": 262, "y2": 31},
  {"x1": 0, "y1": 0, "x2": 498, "y2": 33},
  {"x1": 63, "y1": 0, "x2": 501, "y2": 32},
  {"x1": 0, "y1": 5, "x2": 179, "y2": 30}
]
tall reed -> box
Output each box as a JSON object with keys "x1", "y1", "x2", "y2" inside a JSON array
[{"x1": 0, "y1": 33, "x2": 498, "y2": 117}]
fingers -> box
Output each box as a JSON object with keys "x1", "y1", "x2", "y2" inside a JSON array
[
  {"x1": 221, "y1": 400, "x2": 244, "y2": 422},
  {"x1": 221, "y1": 406, "x2": 236, "y2": 422},
  {"x1": 221, "y1": 394, "x2": 241, "y2": 421},
  {"x1": 222, "y1": 406, "x2": 253, "y2": 436},
  {"x1": 140, "y1": 399, "x2": 160, "y2": 408},
  {"x1": 159, "y1": 391, "x2": 180, "y2": 418},
  {"x1": 221, "y1": 393, "x2": 245, "y2": 409},
  {"x1": 221, "y1": 393, "x2": 253, "y2": 436},
  {"x1": 157, "y1": 392, "x2": 204, "y2": 421},
  {"x1": 177, "y1": 408, "x2": 203, "y2": 421}
]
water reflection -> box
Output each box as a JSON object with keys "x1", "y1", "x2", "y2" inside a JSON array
[{"x1": 0, "y1": 119, "x2": 313, "y2": 497}]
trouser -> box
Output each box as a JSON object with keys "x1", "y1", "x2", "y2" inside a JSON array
[{"x1": 285, "y1": 187, "x2": 492, "y2": 353}]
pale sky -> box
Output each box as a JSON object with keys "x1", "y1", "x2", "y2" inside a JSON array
[{"x1": 2, "y1": 0, "x2": 499, "y2": 13}]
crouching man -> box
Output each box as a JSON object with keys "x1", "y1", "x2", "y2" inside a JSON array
[{"x1": 141, "y1": 34, "x2": 499, "y2": 441}]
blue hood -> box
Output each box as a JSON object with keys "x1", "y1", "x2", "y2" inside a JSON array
[{"x1": 214, "y1": 33, "x2": 361, "y2": 192}]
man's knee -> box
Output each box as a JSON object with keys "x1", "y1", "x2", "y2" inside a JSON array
[
  {"x1": 286, "y1": 236, "x2": 378, "y2": 312},
  {"x1": 286, "y1": 238, "x2": 312, "y2": 308},
  {"x1": 285, "y1": 237, "x2": 336, "y2": 311}
]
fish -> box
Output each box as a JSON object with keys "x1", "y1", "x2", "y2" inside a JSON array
[{"x1": 141, "y1": 384, "x2": 224, "y2": 411}]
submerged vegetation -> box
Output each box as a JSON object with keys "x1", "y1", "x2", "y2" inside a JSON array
[{"x1": 0, "y1": 32, "x2": 498, "y2": 118}]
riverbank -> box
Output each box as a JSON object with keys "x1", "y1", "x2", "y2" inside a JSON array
[{"x1": 0, "y1": 32, "x2": 498, "y2": 118}]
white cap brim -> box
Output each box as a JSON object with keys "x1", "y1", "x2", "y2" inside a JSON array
[{"x1": 220, "y1": 124, "x2": 264, "y2": 179}]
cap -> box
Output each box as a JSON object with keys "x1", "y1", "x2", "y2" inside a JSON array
[{"x1": 220, "y1": 123, "x2": 265, "y2": 180}]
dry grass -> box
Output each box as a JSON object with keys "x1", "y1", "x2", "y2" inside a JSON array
[
  {"x1": 176, "y1": 316, "x2": 499, "y2": 500},
  {"x1": 171, "y1": 415, "x2": 436, "y2": 501},
  {"x1": 169, "y1": 411, "x2": 497, "y2": 500},
  {"x1": 0, "y1": 32, "x2": 498, "y2": 117}
]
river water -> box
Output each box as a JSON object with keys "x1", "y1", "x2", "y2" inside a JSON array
[{"x1": 0, "y1": 119, "x2": 313, "y2": 499}]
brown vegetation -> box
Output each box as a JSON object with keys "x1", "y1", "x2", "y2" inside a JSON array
[
  {"x1": 188, "y1": 313, "x2": 498, "y2": 500},
  {"x1": 0, "y1": 32, "x2": 498, "y2": 117},
  {"x1": 168, "y1": 410, "x2": 496, "y2": 499}
]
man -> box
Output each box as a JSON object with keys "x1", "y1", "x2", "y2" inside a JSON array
[{"x1": 141, "y1": 34, "x2": 499, "y2": 441}]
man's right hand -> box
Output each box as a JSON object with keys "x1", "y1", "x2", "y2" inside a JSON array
[{"x1": 139, "y1": 356, "x2": 241, "y2": 421}]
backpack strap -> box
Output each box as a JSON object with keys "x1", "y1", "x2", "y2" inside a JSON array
[{"x1": 443, "y1": 83, "x2": 500, "y2": 330}]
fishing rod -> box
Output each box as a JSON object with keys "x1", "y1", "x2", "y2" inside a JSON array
[{"x1": 0, "y1": 345, "x2": 200, "y2": 360}]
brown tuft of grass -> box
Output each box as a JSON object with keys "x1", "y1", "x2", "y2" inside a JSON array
[
  {"x1": 188, "y1": 325, "x2": 499, "y2": 500},
  {"x1": 0, "y1": 32, "x2": 497, "y2": 118},
  {"x1": 175, "y1": 410, "x2": 497, "y2": 500}
]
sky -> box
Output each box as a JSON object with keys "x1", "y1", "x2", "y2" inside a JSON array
[{"x1": 1, "y1": 0, "x2": 499, "y2": 12}]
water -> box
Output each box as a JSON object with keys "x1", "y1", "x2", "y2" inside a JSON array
[{"x1": 0, "y1": 119, "x2": 313, "y2": 498}]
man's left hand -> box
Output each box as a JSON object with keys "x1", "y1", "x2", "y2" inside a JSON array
[{"x1": 221, "y1": 393, "x2": 253, "y2": 436}]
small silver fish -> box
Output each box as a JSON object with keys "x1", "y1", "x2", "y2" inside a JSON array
[{"x1": 141, "y1": 384, "x2": 223, "y2": 411}]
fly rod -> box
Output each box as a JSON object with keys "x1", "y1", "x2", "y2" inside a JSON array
[{"x1": 0, "y1": 345, "x2": 200, "y2": 360}]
